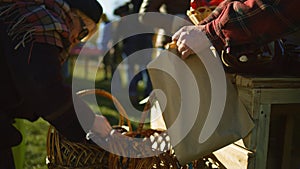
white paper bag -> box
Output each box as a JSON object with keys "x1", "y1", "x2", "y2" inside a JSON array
[{"x1": 147, "y1": 45, "x2": 254, "y2": 165}]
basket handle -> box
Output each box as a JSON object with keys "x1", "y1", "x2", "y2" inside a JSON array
[
  {"x1": 136, "y1": 94, "x2": 157, "y2": 133},
  {"x1": 76, "y1": 89, "x2": 132, "y2": 132}
]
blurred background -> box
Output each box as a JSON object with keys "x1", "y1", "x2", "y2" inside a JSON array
[{"x1": 98, "y1": 0, "x2": 129, "y2": 21}]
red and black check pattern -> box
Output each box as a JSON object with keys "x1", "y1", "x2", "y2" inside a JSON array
[{"x1": 200, "y1": 0, "x2": 300, "y2": 52}]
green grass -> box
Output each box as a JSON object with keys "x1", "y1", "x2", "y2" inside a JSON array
[
  {"x1": 17, "y1": 58, "x2": 149, "y2": 169},
  {"x1": 22, "y1": 119, "x2": 49, "y2": 169}
]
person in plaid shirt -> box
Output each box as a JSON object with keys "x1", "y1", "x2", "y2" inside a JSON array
[
  {"x1": 173, "y1": 0, "x2": 300, "y2": 75},
  {"x1": 0, "y1": 0, "x2": 112, "y2": 168}
]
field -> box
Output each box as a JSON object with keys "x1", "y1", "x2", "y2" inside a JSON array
[{"x1": 14, "y1": 57, "x2": 147, "y2": 169}]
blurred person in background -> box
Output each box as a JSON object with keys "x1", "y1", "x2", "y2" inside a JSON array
[
  {"x1": 114, "y1": 0, "x2": 154, "y2": 106},
  {"x1": 139, "y1": 0, "x2": 190, "y2": 50},
  {"x1": 97, "y1": 14, "x2": 122, "y2": 80}
]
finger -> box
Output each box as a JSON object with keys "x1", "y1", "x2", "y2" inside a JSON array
[
  {"x1": 181, "y1": 49, "x2": 194, "y2": 59},
  {"x1": 105, "y1": 123, "x2": 112, "y2": 134},
  {"x1": 100, "y1": 126, "x2": 111, "y2": 137},
  {"x1": 101, "y1": 115, "x2": 111, "y2": 127},
  {"x1": 176, "y1": 31, "x2": 189, "y2": 49},
  {"x1": 172, "y1": 30, "x2": 181, "y2": 41},
  {"x1": 93, "y1": 115, "x2": 112, "y2": 137},
  {"x1": 102, "y1": 117, "x2": 112, "y2": 133},
  {"x1": 176, "y1": 39, "x2": 181, "y2": 48},
  {"x1": 106, "y1": 121, "x2": 112, "y2": 130},
  {"x1": 172, "y1": 26, "x2": 186, "y2": 41},
  {"x1": 103, "y1": 128, "x2": 111, "y2": 137},
  {"x1": 177, "y1": 40, "x2": 189, "y2": 52}
]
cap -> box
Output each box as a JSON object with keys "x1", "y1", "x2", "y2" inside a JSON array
[{"x1": 65, "y1": 0, "x2": 103, "y2": 23}]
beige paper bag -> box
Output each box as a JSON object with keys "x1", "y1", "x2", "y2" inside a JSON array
[{"x1": 147, "y1": 48, "x2": 254, "y2": 165}]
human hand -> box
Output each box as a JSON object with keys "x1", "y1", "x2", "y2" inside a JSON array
[
  {"x1": 172, "y1": 25, "x2": 207, "y2": 59},
  {"x1": 91, "y1": 114, "x2": 112, "y2": 138}
]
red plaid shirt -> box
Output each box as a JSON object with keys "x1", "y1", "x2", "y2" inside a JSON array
[{"x1": 200, "y1": 0, "x2": 300, "y2": 53}]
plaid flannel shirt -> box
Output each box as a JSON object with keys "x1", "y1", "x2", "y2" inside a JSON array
[
  {"x1": 200, "y1": 0, "x2": 300, "y2": 53},
  {"x1": 0, "y1": 0, "x2": 72, "y2": 62}
]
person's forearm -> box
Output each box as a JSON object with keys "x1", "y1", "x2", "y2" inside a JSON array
[
  {"x1": 199, "y1": 0, "x2": 234, "y2": 25},
  {"x1": 204, "y1": 0, "x2": 300, "y2": 51}
]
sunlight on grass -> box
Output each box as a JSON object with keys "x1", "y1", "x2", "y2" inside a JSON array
[{"x1": 22, "y1": 118, "x2": 49, "y2": 169}]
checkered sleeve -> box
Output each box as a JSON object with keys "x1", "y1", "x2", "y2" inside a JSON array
[{"x1": 204, "y1": 0, "x2": 300, "y2": 51}]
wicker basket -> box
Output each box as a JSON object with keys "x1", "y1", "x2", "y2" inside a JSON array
[
  {"x1": 46, "y1": 89, "x2": 131, "y2": 169},
  {"x1": 107, "y1": 99, "x2": 180, "y2": 169},
  {"x1": 47, "y1": 126, "x2": 110, "y2": 169},
  {"x1": 187, "y1": 6, "x2": 216, "y2": 25},
  {"x1": 105, "y1": 94, "x2": 225, "y2": 169},
  {"x1": 46, "y1": 89, "x2": 225, "y2": 169}
]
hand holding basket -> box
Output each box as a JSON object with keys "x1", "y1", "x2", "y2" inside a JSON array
[{"x1": 46, "y1": 89, "x2": 179, "y2": 169}]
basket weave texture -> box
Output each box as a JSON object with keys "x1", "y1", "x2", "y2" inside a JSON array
[
  {"x1": 107, "y1": 99, "x2": 179, "y2": 169},
  {"x1": 46, "y1": 89, "x2": 180, "y2": 169},
  {"x1": 47, "y1": 126, "x2": 110, "y2": 169},
  {"x1": 187, "y1": 6, "x2": 216, "y2": 25},
  {"x1": 46, "y1": 89, "x2": 127, "y2": 169},
  {"x1": 46, "y1": 89, "x2": 224, "y2": 169}
]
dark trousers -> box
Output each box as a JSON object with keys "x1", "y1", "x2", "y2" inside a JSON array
[
  {"x1": 0, "y1": 115, "x2": 22, "y2": 169},
  {"x1": 0, "y1": 148, "x2": 16, "y2": 169}
]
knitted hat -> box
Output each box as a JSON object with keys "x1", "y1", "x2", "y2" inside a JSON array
[{"x1": 65, "y1": 0, "x2": 103, "y2": 23}]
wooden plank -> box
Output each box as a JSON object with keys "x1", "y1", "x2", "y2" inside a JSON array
[
  {"x1": 235, "y1": 75, "x2": 300, "y2": 88},
  {"x1": 255, "y1": 104, "x2": 271, "y2": 169},
  {"x1": 259, "y1": 89, "x2": 300, "y2": 104},
  {"x1": 237, "y1": 87, "x2": 261, "y2": 151},
  {"x1": 237, "y1": 87, "x2": 262, "y2": 119},
  {"x1": 271, "y1": 104, "x2": 300, "y2": 114},
  {"x1": 213, "y1": 140, "x2": 253, "y2": 169},
  {"x1": 237, "y1": 87, "x2": 255, "y2": 117},
  {"x1": 281, "y1": 115, "x2": 294, "y2": 169}
]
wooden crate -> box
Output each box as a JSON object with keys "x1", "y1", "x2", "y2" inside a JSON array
[{"x1": 214, "y1": 75, "x2": 300, "y2": 169}]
